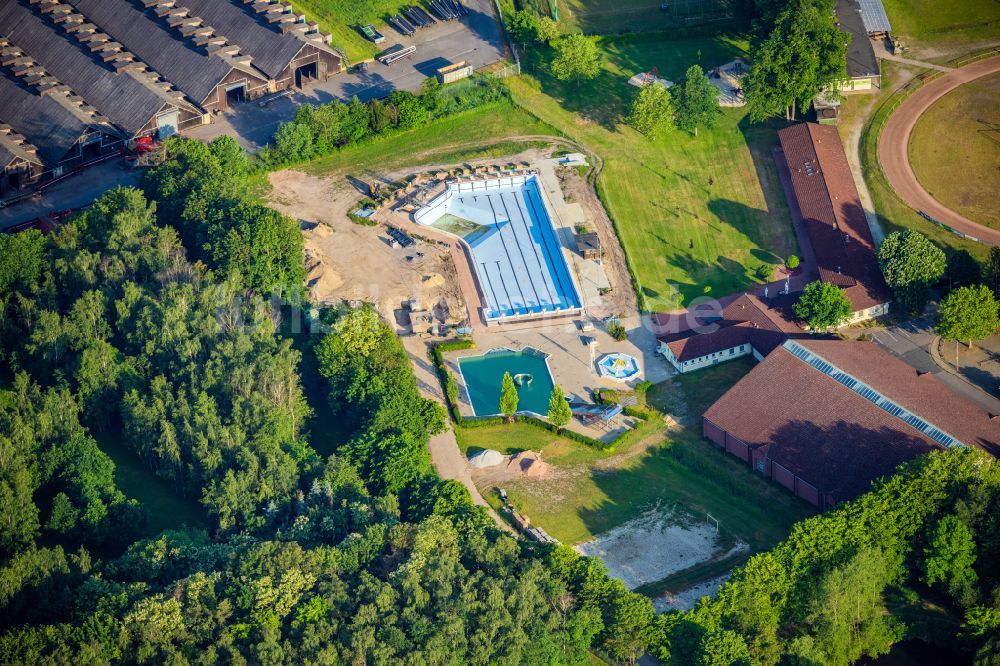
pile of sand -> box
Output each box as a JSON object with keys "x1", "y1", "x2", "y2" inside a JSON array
[
  {"x1": 507, "y1": 451, "x2": 552, "y2": 478},
  {"x1": 469, "y1": 449, "x2": 504, "y2": 468},
  {"x1": 304, "y1": 247, "x2": 344, "y2": 303}
]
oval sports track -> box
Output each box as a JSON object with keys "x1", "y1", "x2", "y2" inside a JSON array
[{"x1": 878, "y1": 55, "x2": 1000, "y2": 246}]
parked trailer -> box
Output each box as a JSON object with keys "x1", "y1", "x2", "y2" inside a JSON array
[
  {"x1": 430, "y1": 0, "x2": 455, "y2": 20},
  {"x1": 390, "y1": 14, "x2": 415, "y2": 35},
  {"x1": 359, "y1": 23, "x2": 385, "y2": 44},
  {"x1": 377, "y1": 44, "x2": 417, "y2": 66},
  {"x1": 437, "y1": 60, "x2": 474, "y2": 84},
  {"x1": 403, "y1": 7, "x2": 426, "y2": 26},
  {"x1": 408, "y1": 6, "x2": 436, "y2": 25}
]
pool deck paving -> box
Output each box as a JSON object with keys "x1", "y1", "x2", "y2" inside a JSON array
[{"x1": 441, "y1": 314, "x2": 673, "y2": 440}]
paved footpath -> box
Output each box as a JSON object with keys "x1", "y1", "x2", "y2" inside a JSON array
[
  {"x1": 400, "y1": 335, "x2": 515, "y2": 533},
  {"x1": 878, "y1": 55, "x2": 1000, "y2": 245}
]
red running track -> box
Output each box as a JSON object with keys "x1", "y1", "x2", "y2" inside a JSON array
[{"x1": 878, "y1": 55, "x2": 1000, "y2": 246}]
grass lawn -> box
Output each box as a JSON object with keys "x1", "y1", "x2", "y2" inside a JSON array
[
  {"x1": 647, "y1": 356, "x2": 755, "y2": 424},
  {"x1": 304, "y1": 102, "x2": 564, "y2": 176},
  {"x1": 456, "y1": 422, "x2": 607, "y2": 465},
  {"x1": 501, "y1": 428, "x2": 813, "y2": 548},
  {"x1": 909, "y1": 72, "x2": 1000, "y2": 230},
  {"x1": 288, "y1": 0, "x2": 412, "y2": 63},
  {"x1": 95, "y1": 429, "x2": 208, "y2": 536},
  {"x1": 548, "y1": 0, "x2": 731, "y2": 35},
  {"x1": 882, "y1": 0, "x2": 1000, "y2": 47},
  {"x1": 857, "y1": 61, "x2": 988, "y2": 260},
  {"x1": 511, "y1": 33, "x2": 797, "y2": 307}
]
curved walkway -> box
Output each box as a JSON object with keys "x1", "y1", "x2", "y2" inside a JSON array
[{"x1": 878, "y1": 55, "x2": 1000, "y2": 245}]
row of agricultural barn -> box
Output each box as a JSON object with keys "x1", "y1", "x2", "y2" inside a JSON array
[{"x1": 0, "y1": 0, "x2": 345, "y2": 197}]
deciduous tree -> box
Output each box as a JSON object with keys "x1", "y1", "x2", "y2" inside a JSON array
[
  {"x1": 793, "y1": 280, "x2": 851, "y2": 329},
  {"x1": 744, "y1": 0, "x2": 847, "y2": 121},
  {"x1": 674, "y1": 65, "x2": 719, "y2": 136},
  {"x1": 936, "y1": 284, "x2": 999, "y2": 349},
  {"x1": 551, "y1": 34, "x2": 601, "y2": 86},
  {"x1": 627, "y1": 82, "x2": 675, "y2": 138},
  {"x1": 923, "y1": 515, "x2": 978, "y2": 605},
  {"x1": 877, "y1": 230, "x2": 947, "y2": 311}
]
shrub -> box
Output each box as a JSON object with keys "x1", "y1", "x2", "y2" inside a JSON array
[
  {"x1": 607, "y1": 321, "x2": 628, "y2": 341},
  {"x1": 786, "y1": 255, "x2": 800, "y2": 270}
]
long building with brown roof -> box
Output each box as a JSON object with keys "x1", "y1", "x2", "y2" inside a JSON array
[
  {"x1": 703, "y1": 339, "x2": 1000, "y2": 508},
  {"x1": 778, "y1": 122, "x2": 891, "y2": 322},
  {"x1": 0, "y1": 0, "x2": 343, "y2": 194}
]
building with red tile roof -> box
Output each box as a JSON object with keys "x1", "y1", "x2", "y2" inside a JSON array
[
  {"x1": 657, "y1": 292, "x2": 805, "y2": 373},
  {"x1": 777, "y1": 122, "x2": 891, "y2": 321},
  {"x1": 703, "y1": 339, "x2": 1000, "y2": 508}
]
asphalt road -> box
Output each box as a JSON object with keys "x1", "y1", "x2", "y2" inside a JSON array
[
  {"x1": 0, "y1": 161, "x2": 142, "y2": 232},
  {"x1": 869, "y1": 314, "x2": 1000, "y2": 414},
  {"x1": 189, "y1": 0, "x2": 507, "y2": 150}
]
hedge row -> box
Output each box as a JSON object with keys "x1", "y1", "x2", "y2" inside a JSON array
[{"x1": 429, "y1": 342, "x2": 661, "y2": 453}]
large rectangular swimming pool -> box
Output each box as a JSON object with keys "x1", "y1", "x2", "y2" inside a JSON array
[{"x1": 415, "y1": 175, "x2": 582, "y2": 322}]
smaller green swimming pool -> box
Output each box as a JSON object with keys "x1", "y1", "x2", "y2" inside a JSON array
[{"x1": 458, "y1": 348, "x2": 555, "y2": 416}]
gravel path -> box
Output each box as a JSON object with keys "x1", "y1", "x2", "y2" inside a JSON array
[{"x1": 878, "y1": 55, "x2": 1000, "y2": 245}]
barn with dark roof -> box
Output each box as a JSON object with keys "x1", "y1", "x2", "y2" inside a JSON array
[
  {"x1": 703, "y1": 339, "x2": 1000, "y2": 508},
  {"x1": 0, "y1": 0, "x2": 343, "y2": 193}
]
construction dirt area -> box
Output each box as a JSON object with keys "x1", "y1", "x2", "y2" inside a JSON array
[{"x1": 266, "y1": 146, "x2": 638, "y2": 333}]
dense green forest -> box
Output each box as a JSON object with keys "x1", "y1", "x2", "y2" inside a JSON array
[
  {"x1": 0, "y1": 138, "x2": 655, "y2": 664},
  {"x1": 1, "y1": 134, "x2": 999, "y2": 665}
]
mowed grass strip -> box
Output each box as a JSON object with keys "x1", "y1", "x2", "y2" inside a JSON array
[
  {"x1": 909, "y1": 72, "x2": 1000, "y2": 230},
  {"x1": 510, "y1": 33, "x2": 797, "y2": 306},
  {"x1": 882, "y1": 0, "x2": 1000, "y2": 46},
  {"x1": 303, "y1": 103, "x2": 563, "y2": 176},
  {"x1": 288, "y1": 0, "x2": 413, "y2": 62}
]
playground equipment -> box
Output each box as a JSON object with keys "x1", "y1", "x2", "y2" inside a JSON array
[
  {"x1": 569, "y1": 401, "x2": 623, "y2": 424},
  {"x1": 598, "y1": 353, "x2": 640, "y2": 381},
  {"x1": 628, "y1": 66, "x2": 673, "y2": 90}
]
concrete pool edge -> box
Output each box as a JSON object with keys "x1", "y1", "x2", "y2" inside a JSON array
[{"x1": 413, "y1": 173, "x2": 584, "y2": 325}]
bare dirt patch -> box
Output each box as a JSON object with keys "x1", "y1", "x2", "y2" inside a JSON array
[
  {"x1": 652, "y1": 574, "x2": 732, "y2": 613},
  {"x1": 574, "y1": 506, "x2": 737, "y2": 590},
  {"x1": 554, "y1": 165, "x2": 637, "y2": 319},
  {"x1": 268, "y1": 169, "x2": 464, "y2": 326}
]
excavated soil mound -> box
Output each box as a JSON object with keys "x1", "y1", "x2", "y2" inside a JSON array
[{"x1": 507, "y1": 451, "x2": 552, "y2": 478}]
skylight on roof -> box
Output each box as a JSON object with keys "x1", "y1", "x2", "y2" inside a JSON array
[{"x1": 782, "y1": 341, "x2": 965, "y2": 449}]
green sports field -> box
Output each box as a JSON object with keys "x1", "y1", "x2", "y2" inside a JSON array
[
  {"x1": 547, "y1": 0, "x2": 731, "y2": 35},
  {"x1": 883, "y1": 0, "x2": 1000, "y2": 46},
  {"x1": 909, "y1": 72, "x2": 1000, "y2": 230},
  {"x1": 511, "y1": 33, "x2": 797, "y2": 307}
]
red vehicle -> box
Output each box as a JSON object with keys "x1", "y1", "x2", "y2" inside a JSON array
[{"x1": 3, "y1": 208, "x2": 77, "y2": 235}]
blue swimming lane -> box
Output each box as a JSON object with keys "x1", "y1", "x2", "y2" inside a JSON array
[{"x1": 448, "y1": 176, "x2": 581, "y2": 320}]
